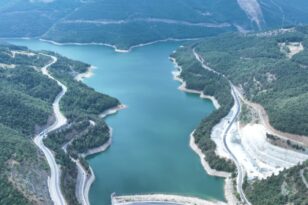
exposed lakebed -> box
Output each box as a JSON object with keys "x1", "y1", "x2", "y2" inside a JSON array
[{"x1": 8, "y1": 39, "x2": 225, "y2": 205}]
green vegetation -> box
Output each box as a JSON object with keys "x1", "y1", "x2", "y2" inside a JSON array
[
  {"x1": 68, "y1": 120, "x2": 110, "y2": 157},
  {"x1": 0, "y1": 62, "x2": 61, "y2": 135},
  {"x1": 0, "y1": 0, "x2": 244, "y2": 49},
  {"x1": 40, "y1": 52, "x2": 119, "y2": 204},
  {"x1": 266, "y1": 133, "x2": 306, "y2": 152},
  {"x1": 0, "y1": 44, "x2": 56, "y2": 204},
  {"x1": 240, "y1": 104, "x2": 252, "y2": 124},
  {"x1": 261, "y1": 0, "x2": 308, "y2": 28},
  {"x1": 44, "y1": 21, "x2": 232, "y2": 50},
  {"x1": 0, "y1": 0, "x2": 259, "y2": 50},
  {"x1": 245, "y1": 160, "x2": 308, "y2": 205},
  {"x1": 0, "y1": 124, "x2": 33, "y2": 205},
  {"x1": 44, "y1": 118, "x2": 90, "y2": 205},
  {"x1": 2, "y1": 0, "x2": 308, "y2": 49},
  {"x1": 0, "y1": 0, "x2": 80, "y2": 37},
  {"x1": 304, "y1": 169, "x2": 308, "y2": 182},
  {"x1": 187, "y1": 28, "x2": 308, "y2": 136},
  {"x1": 174, "y1": 26, "x2": 308, "y2": 204},
  {"x1": 0, "y1": 43, "x2": 119, "y2": 204},
  {"x1": 46, "y1": 52, "x2": 119, "y2": 120},
  {"x1": 171, "y1": 47, "x2": 235, "y2": 173},
  {"x1": 43, "y1": 0, "x2": 245, "y2": 49}
]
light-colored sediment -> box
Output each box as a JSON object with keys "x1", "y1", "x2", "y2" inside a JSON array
[
  {"x1": 0, "y1": 63, "x2": 16, "y2": 69},
  {"x1": 39, "y1": 38, "x2": 130, "y2": 53},
  {"x1": 190, "y1": 132, "x2": 239, "y2": 205},
  {"x1": 75, "y1": 66, "x2": 94, "y2": 81},
  {"x1": 254, "y1": 27, "x2": 296, "y2": 37},
  {"x1": 194, "y1": 48, "x2": 306, "y2": 203},
  {"x1": 233, "y1": 87, "x2": 308, "y2": 146},
  {"x1": 100, "y1": 104, "x2": 127, "y2": 118},
  {"x1": 193, "y1": 48, "x2": 308, "y2": 197},
  {"x1": 170, "y1": 57, "x2": 220, "y2": 109},
  {"x1": 223, "y1": 177, "x2": 238, "y2": 205},
  {"x1": 112, "y1": 194, "x2": 227, "y2": 205},
  {"x1": 40, "y1": 37, "x2": 199, "y2": 53},
  {"x1": 76, "y1": 104, "x2": 127, "y2": 205},
  {"x1": 231, "y1": 123, "x2": 308, "y2": 180},
  {"x1": 84, "y1": 168, "x2": 95, "y2": 205},
  {"x1": 207, "y1": 75, "x2": 308, "y2": 182},
  {"x1": 171, "y1": 55, "x2": 239, "y2": 205},
  {"x1": 192, "y1": 50, "x2": 250, "y2": 204},
  {"x1": 11, "y1": 50, "x2": 36, "y2": 58},
  {"x1": 236, "y1": 0, "x2": 263, "y2": 29},
  {"x1": 210, "y1": 99, "x2": 238, "y2": 160},
  {"x1": 63, "y1": 18, "x2": 231, "y2": 28},
  {"x1": 81, "y1": 128, "x2": 113, "y2": 158},
  {"x1": 279, "y1": 42, "x2": 304, "y2": 59},
  {"x1": 189, "y1": 132, "x2": 230, "y2": 178}
]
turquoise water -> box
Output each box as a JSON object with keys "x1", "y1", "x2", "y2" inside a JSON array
[{"x1": 8, "y1": 40, "x2": 225, "y2": 205}]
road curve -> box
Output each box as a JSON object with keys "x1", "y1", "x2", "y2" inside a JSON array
[
  {"x1": 73, "y1": 158, "x2": 92, "y2": 205},
  {"x1": 33, "y1": 53, "x2": 68, "y2": 205},
  {"x1": 193, "y1": 49, "x2": 251, "y2": 205}
]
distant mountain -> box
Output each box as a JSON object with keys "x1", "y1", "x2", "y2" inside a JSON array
[{"x1": 1, "y1": 0, "x2": 308, "y2": 49}]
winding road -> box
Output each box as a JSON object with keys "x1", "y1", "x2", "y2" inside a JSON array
[
  {"x1": 33, "y1": 53, "x2": 68, "y2": 205},
  {"x1": 193, "y1": 49, "x2": 251, "y2": 205},
  {"x1": 31, "y1": 47, "x2": 249, "y2": 205}
]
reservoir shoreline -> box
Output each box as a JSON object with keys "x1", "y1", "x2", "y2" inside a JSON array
[
  {"x1": 8, "y1": 39, "x2": 226, "y2": 205},
  {"x1": 75, "y1": 65, "x2": 127, "y2": 205},
  {"x1": 170, "y1": 56, "x2": 238, "y2": 204}
]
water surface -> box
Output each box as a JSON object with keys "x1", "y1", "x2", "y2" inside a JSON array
[{"x1": 8, "y1": 39, "x2": 225, "y2": 205}]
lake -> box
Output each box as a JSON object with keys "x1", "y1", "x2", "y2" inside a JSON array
[{"x1": 8, "y1": 39, "x2": 225, "y2": 205}]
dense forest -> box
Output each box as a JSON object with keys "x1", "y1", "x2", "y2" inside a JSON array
[
  {"x1": 191, "y1": 27, "x2": 308, "y2": 136},
  {"x1": 175, "y1": 27, "x2": 308, "y2": 137},
  {"x1": 245, "y1": 160, "x2": 308, "y2": 205},
  {"x1": 2, "y1": 0, "x2": 308, "y2": 49},
  {"x1": 0, "y1": 44, "x2": 56, "y2": 204},
  {"x1": 42, "y1": 0, "x2": 243, "y2": 49},
  {"x1": 171, "y1": 47, "x2": 235, "y2": 173},
  {"x1": 173, "y1": 26, "x2": 308, "y2": 204},
  {"x1": 41, "y1": 52, "x2": 119, "y2": 204},
  {"x1": 0, "y1": 43, "x2": 119, "y2": 205}
]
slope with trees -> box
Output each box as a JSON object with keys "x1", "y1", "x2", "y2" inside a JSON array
[{"x1": 0, "y1": 43, "x2": 119, "y2": 204}]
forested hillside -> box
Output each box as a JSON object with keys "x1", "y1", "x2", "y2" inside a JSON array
[
  {"x1": 174, "y1": 26, "x2": 308, "y2": 137},
  {"x1": 172, "y1": 26, "x2": 308, "y2": 204},
  {"x1": 2, "y1": 0, "x2": 308, "y2": 49},
  {"x1": 42, "y1": 0, "x2": 245, "y2": 49},
  {"x1": 171, "y1": 49, "x2": 235, "y2": 173},
  {"x1": 244, "y1": 160, "x2": 308, "y2": 205},
  {"x1": 43, "y1": 52, "x2": 119, "y2": 204},
  {"x1": 0, "y1": 43, "x2": 119, "y2": 204},
  {"x1": 0, "y1": 43, "x2": 56, "y2": 204}
]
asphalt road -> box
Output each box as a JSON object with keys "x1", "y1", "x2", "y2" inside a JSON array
[
  {"x1": 33, "y1": 54, "x2": 68, "y2": 205},
  {"x1": 193, "y1": 49, "x2": 251, "y2": 205}
]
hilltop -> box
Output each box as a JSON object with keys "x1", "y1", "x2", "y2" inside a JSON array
[{"x1": 1, "y1": 0, "x2": 308, "y2": 50}]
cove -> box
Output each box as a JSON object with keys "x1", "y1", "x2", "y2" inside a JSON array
[{"x1": 8, "y1": 39, "x2": 225, "y2": 205}]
